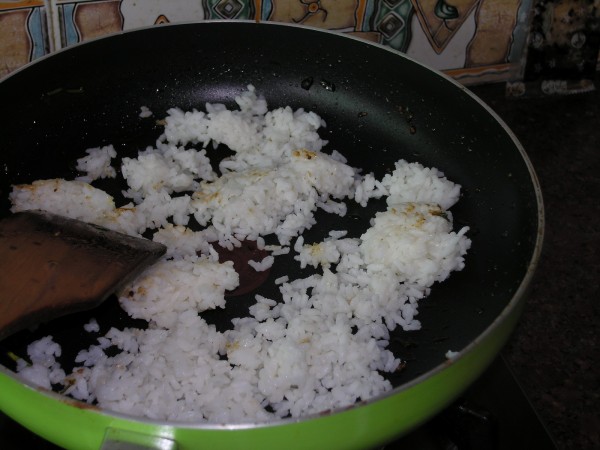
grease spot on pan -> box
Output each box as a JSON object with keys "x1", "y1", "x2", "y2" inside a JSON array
[{"x1": 214, "y1": 241, "x2": 271, "y2": 297}]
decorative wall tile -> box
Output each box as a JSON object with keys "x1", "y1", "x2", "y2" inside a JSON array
[
  {"x1": 359, "y1": 0, "x2": 414, "y2": 52},
  {"x1": 403, "y1": 0, "x2": 533, "y2": 83},
  {"x1": 262, "y1": 0, "x2": 357, "y2": 30},
  {"x1": 0, "y1": 0, "x2": 536, "y2": 85},
  {"x1": 257, "y1": 0, "x2": 534, "y2": 84},
  {"x1": 120, "y1": 0, "x2": 207, "y2": 29},
  {"x1": 56, "y1": 0, "x2": 122, "y2": 47},
  {"x1": 1, "y1": 0, "x2": 598, "y2": 88},
  {"x1": 47, "y1": 0, "x2": 534, "y2": 85},
  {"x1": 0, "y1": 1, "x2": 50, "y2": 78},
  {"x1": 203, "y1": 0, "x2": 254, "y2": 20},
  {"x1": 411, "y1": 0, "x2": 480, "y2": 54}
]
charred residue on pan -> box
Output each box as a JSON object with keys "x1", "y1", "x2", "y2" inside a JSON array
[
  {"x1": 395, "y1": 360, "x2": 408, "y2": 374},
  {"x1": 398, "y1": 105, "x2": 417, "y2": 135},
  {"x1": 43, "y1": 86, "x2": 85, "y2": 97},
  {"x1": 214, "y1": 240, "x2": 272, "y2": 297},
  {"x1": 59, "y1": 394, "x2": 101, "y2": 411}
]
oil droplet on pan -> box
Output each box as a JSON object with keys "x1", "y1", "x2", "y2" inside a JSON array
[{"x1": 320, "y1": 79, "x2": 336, "y2": 92}]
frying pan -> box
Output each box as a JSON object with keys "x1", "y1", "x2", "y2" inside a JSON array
[{"x1": 0, "y1": 21, "x2": 543, "y2": 450}]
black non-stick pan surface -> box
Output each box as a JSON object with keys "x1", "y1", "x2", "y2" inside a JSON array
[{"x1": 0, "y1": 21, "x2": 542, "y2": 448}]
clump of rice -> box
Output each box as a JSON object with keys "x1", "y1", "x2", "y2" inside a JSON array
[
  {"x1": 75, "y1": 145, "x2": 117, "y2": 183},
  {"x1": 191, "y1": 149, "x2": 355, "y2": 247},
  {"x1": 83, "y1": 318, "x2": 100, "y2": 333},
  {"x1": 119, "y1": 255, "x2": 239, "y2": 329},
  {"x1": 10, "y1": 178, "x2": 116, "y2": 221},
  {"x1": 139, "y1": 106, "x2": 153, "y2": 118},
  {"x1": 354, "y1": 159, "x2": 461, "y2": 209},
  {"x1": 361, "y1": 203, "x2": 469, "y2": 288},
  {"x1": 248, "y1": 255, "x2": 275, "y2": 272},
  {"x1": 9, "y1": 85, "x2": 470, "y2": 423},
  {"x1": 16, "y1": 336, "x2": 65, "y2": 390}
]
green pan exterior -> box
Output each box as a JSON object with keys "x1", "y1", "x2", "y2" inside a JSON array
[{"x1": 0, "y1": 296, "x2": 525, "y2": 450}]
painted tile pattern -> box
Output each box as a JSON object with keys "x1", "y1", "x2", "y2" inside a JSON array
[
  {"x1": 0, "y1": 1, "x2": 50, "y2": 78},
  {"x1": 0, "y1": 0, "x2": 598, "y2": 88},
  {"x1": 57, "y1": 0, "x2": 123, "y2": 47}
]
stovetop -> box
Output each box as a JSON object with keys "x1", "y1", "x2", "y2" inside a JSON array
[
  {"x1": 386, "y1": 354, "x2": 558, "y2": 450},
  {"x1": 0, "y1": 353, "x2": 557, "y2": 450}
]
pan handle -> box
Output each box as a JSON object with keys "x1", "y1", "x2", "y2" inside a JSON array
[{"x1": 100, "y1": 427, "x2": 178, "y2": 450}]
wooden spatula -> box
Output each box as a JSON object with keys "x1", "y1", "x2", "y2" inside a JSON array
[{"x1": 0, "y1": 210, "x2": 166, "y2": 340}]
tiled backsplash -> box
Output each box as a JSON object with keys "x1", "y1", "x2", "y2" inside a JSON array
[{"x1": 1, "y1": 0, "x2": 599, "y2": 89}]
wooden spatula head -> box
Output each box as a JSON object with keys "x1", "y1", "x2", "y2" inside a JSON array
[{"x1": 0, "y1": 211, "x2": 166, "y2": 340}]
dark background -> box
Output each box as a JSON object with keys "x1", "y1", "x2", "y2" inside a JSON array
[{"x1": 471, "y1": 76, "x2": 600, "y2": 450}]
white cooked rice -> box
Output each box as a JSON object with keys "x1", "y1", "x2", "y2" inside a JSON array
[
  {"x1": 75, "y1": 145, "x2": 117, "y2": 183},
  {"x1": 11, "y1": 85, "x2": 471, "y2": 423},
  {"x1": 83, "y1": 318, "x2": 100, "y2": 333},
  {"x1": 248, "y1": 255, "x2": 275, "y2": 272},
  {"x1": 139, "y1": 106, "x2": 153, "y2": 118}
]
